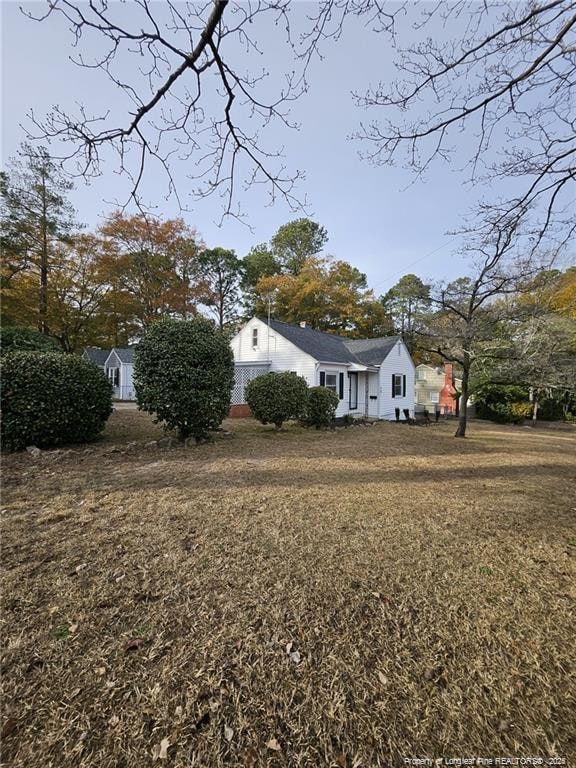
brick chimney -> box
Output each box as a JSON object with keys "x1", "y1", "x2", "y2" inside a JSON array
[
  {"x1": 299, "y1": 321, "x2": 307, "y2": 328},
  {"x1": 439, "y1": 363, "x2": 456, "y2": 415}
]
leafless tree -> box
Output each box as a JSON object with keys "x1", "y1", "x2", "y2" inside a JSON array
[
  {"x1": 24, "y1": 0, "x2": 396, "y2": 219},
  {"x1": 419, "y1": 218, "x2": 552, "y2": 437},
  {"x1": 354, "y1": 0, "x2": 576, "y2": 250},
  {"x1": 23, "y1": 2, "x2": 575, "y2": 240}
]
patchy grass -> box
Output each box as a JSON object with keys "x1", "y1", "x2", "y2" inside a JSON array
[{"x1": 1, "y1": 414, "x2": 575, "y2": 767}]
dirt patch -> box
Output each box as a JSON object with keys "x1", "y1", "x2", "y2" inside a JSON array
[{"x1": 1, "y1": 414, "x2": 575, "y2": 767}]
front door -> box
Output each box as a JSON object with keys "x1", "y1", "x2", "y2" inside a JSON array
[{"x1": 348, "y1": 372, "x2": 358, "y2": 412}]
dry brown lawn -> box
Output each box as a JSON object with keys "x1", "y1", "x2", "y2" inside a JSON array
[{"x1": 1, "y1": 412, "x2": 575, "y2": 767}]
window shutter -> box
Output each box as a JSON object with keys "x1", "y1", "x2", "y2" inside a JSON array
[
  {"x1": 319, "y1": 371, "x2": 325, "y2": 387},
  {"x1": 392, "y1": 374, "x2": 395, "y2": 398},
  {"x1": 402, "y1": 375, "x2": 406, "y2": 397},
  {"x1": 339, "y1": 372, "x2": 344, "y2": 400}
]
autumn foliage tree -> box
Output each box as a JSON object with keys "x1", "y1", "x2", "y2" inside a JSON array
[
  {"x1": 98, "y1": 212, "x2": 204, "y2": 334},
  {"x1": 255, "y1": 256, "x2": 392, "y2": 337}
]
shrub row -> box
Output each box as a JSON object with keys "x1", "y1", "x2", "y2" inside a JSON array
[{"x1": 245, "y1": 371, "x2": 340, "y2": 429}]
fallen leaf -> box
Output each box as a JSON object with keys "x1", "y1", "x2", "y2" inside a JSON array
[
  {"x1": 224, "y1": 724, "x2": 234, "y2": 742},
  {"x1": 125, "y1": 638, "x2": 145, "y2": 653},
  {"x1": 377, "y1": 670, "x2": 388, "y2": 685},
  {"x1": 1, "y1": 716, "x2": 18, "y2": 739},
  {"x1": 69, "y1": 623, "x2": 78, "y2": 634},
  {"x1": 289, "y1": 650, "x2": 301, "y2": 664},
  {"x1": 266, "y1": 738, "x2": 281, "y2": 752},
  {"x1": 335, "y1": 753, "x2": 348, "y2": 768},
  {"x1": 244, "y1": 747, "x2": 259, "y2": 767},
  {"x1": 285, "y1": 641, "x2": 293, "y2": 654},
  {"x1": 95, "y1": 666, "x2": 106, "y2": 676},
  {"x1": 108, "y1": 714, "x2": 119, "y2": 727},
  {"x1": 175, "y1": 705, "x2": 183, "y2": 717}
]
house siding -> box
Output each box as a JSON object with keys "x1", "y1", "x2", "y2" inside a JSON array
[
  {"x1": 378, "y1": 340, "x2": 415, "y2": 420},
  {"x1": 316, "y1": 364, "x2": 351, "y2": 418},
  {"x1": 104, "y1": 350, "x2": 136, "y2": 401},
  {"x1": 120, "y1": 363, "x2": 135, "y2": 401},
  {"x1": 231, "y1": 318, "x2": 317, "y2": 386}
]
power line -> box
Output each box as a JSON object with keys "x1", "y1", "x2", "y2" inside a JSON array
[{"x1": 370, "y1": 238, "x2": 456, "y2": 294}]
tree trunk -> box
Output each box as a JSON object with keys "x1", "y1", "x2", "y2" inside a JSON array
[
  {"x1": 532, "y1": 391, "x2": 539, "y2": 426},
  {"x1": 39, "y1": 173, "x2": 49, "y2": 334},
  {"x1": 454, "y1": 366, "x2": 469, "y2": 437},
  {"x1": 218, "y1": 297, "x2": 225, "y2": 330}
]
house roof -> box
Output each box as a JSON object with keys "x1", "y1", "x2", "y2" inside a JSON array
[
  {"x1": 345, "y1": 337, "x2": 399, "y2": 366},
  {"x1": 261, "y1": 318, "x2": 401, "y2": 366},
  {"x1": 83, "y1": 347, "x2": 110, "y2": 366},
  {"x1": 113, "y1": 346, "x2": 136, "y2": 364}
]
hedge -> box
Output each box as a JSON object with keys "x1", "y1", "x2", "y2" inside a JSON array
[{"x1": 1, "y1": 351, "x2": 113, "y2": 451}]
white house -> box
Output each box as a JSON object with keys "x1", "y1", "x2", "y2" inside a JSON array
[
  {"x1": 83, "y1": 346, "x2": 137, "y2": 401},
  {"x1": 230, "y1": 317, "x2": 415, "y2": 420}
]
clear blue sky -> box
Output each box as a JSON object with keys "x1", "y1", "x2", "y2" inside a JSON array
[{"x1": 1, "y1": 1, "x2": 527, "y2": 295}]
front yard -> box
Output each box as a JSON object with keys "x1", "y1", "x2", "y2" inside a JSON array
[{"x1": 1, "y1": 413, "x2": 575, "y2": 767}]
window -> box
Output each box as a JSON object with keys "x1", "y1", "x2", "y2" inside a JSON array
[
  {"x1": 349, "y1": 372, "x2": 358, "y2": 410},
  {"x1": 429, "y1": 391, "x2": 440, "y2": 403},
  {"x1": 107, "y1": 367, "x2": 119, "y2": 387},
  {"x1": 417, "y1": 368, "x2": 427, "y2": 381},
  {"x1": 325, "y1": 373, "x2": 337, "y2": 393},
  {"x1": 252, "y1": 327, "x2": 258, "y2": 348},
  {"x1": 392, "y1": 374, "x2": 403, "y2": 397}
]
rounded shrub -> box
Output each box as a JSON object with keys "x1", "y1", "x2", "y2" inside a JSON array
[
  {"x1": 1, "y1": 326, "x2": 60, "y2": 356},
  {"x1": 304, "y1": 386, "x2": 339, "y2": 428},
  {"x1": 245, "y1": 371, "x2": 309, "y2": 429},
  {"x1": 134, "y1": 318, "x2": 234, "y2": 441},
  {"x1": 1, "y1": 351, "x2": 113, "y2": 452}
]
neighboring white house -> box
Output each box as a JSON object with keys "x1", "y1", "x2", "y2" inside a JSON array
[
  {"x1": 230, "y1": 317, "x2": 415, "y2": 420},
  {"x1": 83, "y1": 346, "x2": 137, "y2": 401}
]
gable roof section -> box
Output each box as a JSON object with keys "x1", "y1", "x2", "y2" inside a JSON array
[
  {"x1": 103, "y1": 346, "x2": 137, "y2": 367},
  {"x1": 83, "y1": 347, "x2": 110, "y2": 366},
  {"x1": 260, "y1": 318, "x2": 401, "y2": 366},
  {"x1": 344, "y1": 337, "x2": 399, "y2": 366},
  {"x1": 114, "y1": 346, "x2": 136, "y2": 364}
]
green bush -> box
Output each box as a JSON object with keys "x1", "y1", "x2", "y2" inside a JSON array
[
  {"x1": 303, "y1": 386, "x2": 339, "y2": 428},
  {"x1": 0, "y1": 326, "x2": 60, "y2": 356},
  {"x1": 1, "y1": 351, "x2": 113, "y2": 451},
  {"x1": 537, "y1": 397, "x2": 565, "y2": 421},
  {"x1": 475, "y1": 384, "x2": 530, "y2": 424},
  {"x1": 245, "y1": 371, "x2": 309, "y2": 429},
  {"x1": 134, "y1": 318, "x2": 234, "y2": 441}
]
